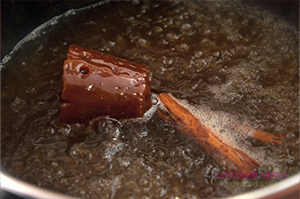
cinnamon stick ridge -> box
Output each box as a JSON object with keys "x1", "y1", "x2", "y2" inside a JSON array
[
  {"x1": 157, "y1": 93, "x2": 260, "y2": 173},
  {"x1": 252, "y1": 129, "x2": 284, "y2": 145}
]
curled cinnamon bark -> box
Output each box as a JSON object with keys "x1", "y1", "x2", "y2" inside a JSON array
[
  {"x1": 60, "y1": 45, "x2": 152, "y2": 124},
  {"x1": 157, "y1": 93, "x2": 260, "y2": 173},
  {"x1": 251, "y1": 129, "x2": 284, "y2": 145},
  {"x1": 224, "y1": 124, "x2": 284, "y2": 145}
]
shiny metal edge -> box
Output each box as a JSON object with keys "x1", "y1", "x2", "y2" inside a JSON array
[
  {"x1": 2, "y1": 171, "x2": 299, "y2": 198},
  {"x1": 229, "y1": 173, "x2": 300, "y2": 199},
  {"x1": 1, "y1": 172, "x2": 76, "y2": 199},
  {"x1": 1, "y1": 1, "x2": 106, "y2": 66}
]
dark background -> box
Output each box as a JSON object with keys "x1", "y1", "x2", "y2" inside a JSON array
[
  {"x1": 1, "y1": 0, "x2": 98, "y2": 59},
  {"x1": 1, "y1": 1, "x2": 299, "y2": 60},
  {"x1": 0, "y1": 0, "x2": 299, "y2": 198}
]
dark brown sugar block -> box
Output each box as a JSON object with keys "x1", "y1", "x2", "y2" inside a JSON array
[{"x1": 60, "y1": 45, "x2": 152, "y2": 124}]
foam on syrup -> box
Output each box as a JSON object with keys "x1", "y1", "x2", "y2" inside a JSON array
[
  {"x1": 121, "y1": 93, "x2": 160, "y2": 125},
  {"x1": 159, "y1": 93, "x2": 285, "y2": 173}
]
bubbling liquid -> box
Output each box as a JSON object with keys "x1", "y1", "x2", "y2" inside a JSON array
[
  {"x1": 164, "y1": 94, "x2": 285, "y2": 173},
  {"x1": 1, "y1": 1, "x2": 299, "y2": 198}
]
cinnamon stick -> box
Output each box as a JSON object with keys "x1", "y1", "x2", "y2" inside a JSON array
[
  {"x1": 250, "y1": 129, "x2": 284, "y2": 145},
  {"x1": 157, "y1": 93, "x2": 260, "y2": 173},
  {"x1": 219, "y1": 118, "x2": 284, "y2": 145}
]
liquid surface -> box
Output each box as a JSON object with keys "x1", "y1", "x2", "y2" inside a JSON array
[{"x1": 1, "y1": 1, "x2": 299, "y2": 198}]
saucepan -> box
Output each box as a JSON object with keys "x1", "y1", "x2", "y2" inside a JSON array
[{"x1": 1, "y1": 1, "x2": 299, "y2": 198}]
